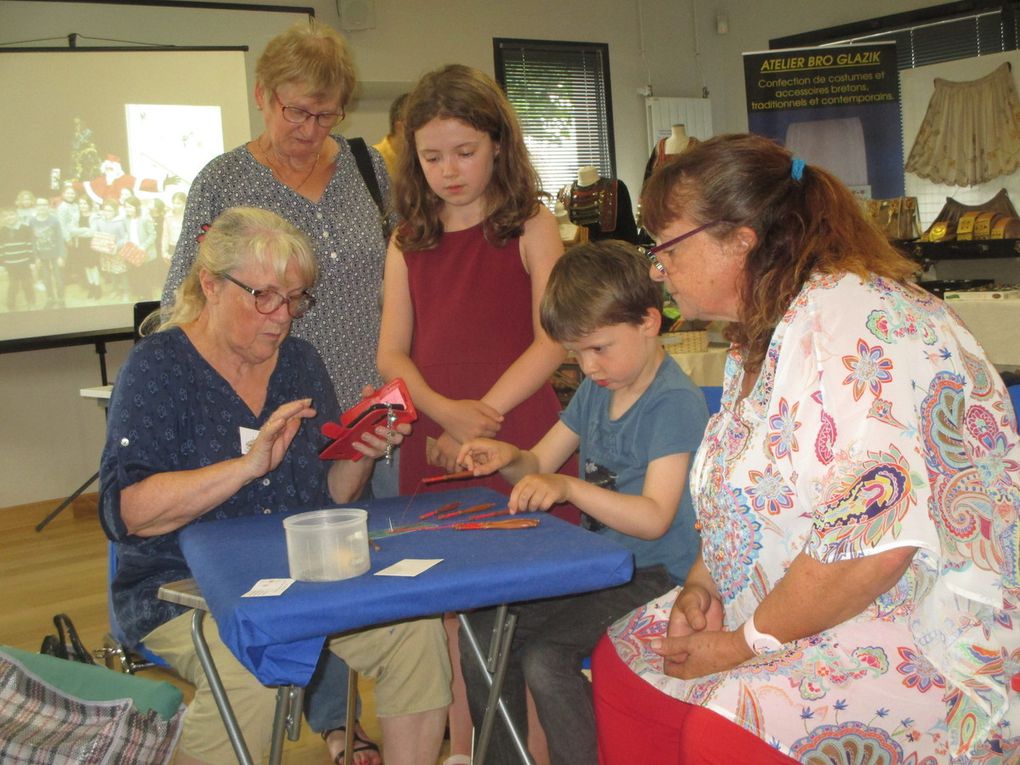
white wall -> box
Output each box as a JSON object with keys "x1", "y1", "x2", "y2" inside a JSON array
[{"x1": 0, "y1": 0, "x2": 940, "y2": 506}]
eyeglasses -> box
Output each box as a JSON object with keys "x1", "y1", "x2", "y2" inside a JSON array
[
  {"x1": 276, "y1": 98, "x2": 344, "y2": 129},
  {"x1": 221, "y1": 272, "x2": 317, "y2": 319},
  {"x1": 640, "y1": 221, "x2": 720, "y2": 274}
]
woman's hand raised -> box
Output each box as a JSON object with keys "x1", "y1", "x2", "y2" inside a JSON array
[{"x1": 242, "y1": 398, "x2": 317, "y2": 481}]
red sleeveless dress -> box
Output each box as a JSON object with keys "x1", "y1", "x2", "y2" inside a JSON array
[{"x1": 400, "y1": 223, "x2": 574, "y2": 509}]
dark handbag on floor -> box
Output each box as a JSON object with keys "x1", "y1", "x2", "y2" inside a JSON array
[{"x1": 40, "y1": 613, "x2": 95, "y2": 665}]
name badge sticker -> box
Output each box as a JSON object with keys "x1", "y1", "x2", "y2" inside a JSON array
[{"x1": 239, "y1": 426, "x2": 260, "y2": 455}]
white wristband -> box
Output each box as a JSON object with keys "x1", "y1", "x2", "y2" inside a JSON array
[{"x1": 742, "y1": 614, "x2": 783, "y2": 656}]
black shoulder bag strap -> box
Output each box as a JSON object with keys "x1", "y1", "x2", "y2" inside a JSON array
[{"x1": 348, "y1": 137, "x2": 384, "y2": 217}]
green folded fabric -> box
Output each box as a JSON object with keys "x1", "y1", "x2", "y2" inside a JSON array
[{"x1": 0, "y1": 645, "x2": 182, "y2": 721}]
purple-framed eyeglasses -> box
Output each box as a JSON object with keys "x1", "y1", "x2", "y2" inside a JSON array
[
  {"x1": 221, "y1": 272, "x2": 317, "y2": 319},
  {"x1": 640, "y1": 221, "x2": 720, "y2": 274}
]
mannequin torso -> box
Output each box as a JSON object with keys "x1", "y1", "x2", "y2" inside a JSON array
[
  {"x1": 576, "y1": 165, "x2": 600, "y2": 187},
  {"x1": 663, "y1": 124, "x2": 691, "y2": 156}
]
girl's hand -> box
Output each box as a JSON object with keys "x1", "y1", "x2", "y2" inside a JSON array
[
  {"x1": 242, "y1": 398, "x2": 316, "y2": 480},
  {"x1": 436, "y1": 399, "x2": 503, "y2": 443},
  {"x1": 457, "y1": 438, "x2": 518, "y2": 476},
  {"x1": 427, "y1": 431, "x2": 462, "y2": 472},
  {"x1": 508, "y1": 473, "x2": 570, "y2": 513}
]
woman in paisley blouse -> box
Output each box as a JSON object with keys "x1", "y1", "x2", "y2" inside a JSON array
[{"x1": 593, "y1": 133, "x2": 1019, "y2": 764}]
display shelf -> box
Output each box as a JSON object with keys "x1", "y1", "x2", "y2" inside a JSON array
[{"x1": 910, "y1": 239, "x2": 1020, "y2": 261}]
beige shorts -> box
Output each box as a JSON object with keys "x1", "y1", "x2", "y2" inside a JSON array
[{"x1": 144, "y1": 612, "x2": 451, "y2": 762}]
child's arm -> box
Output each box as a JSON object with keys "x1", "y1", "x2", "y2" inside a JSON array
[
  {"x1": 377, "y1": 237, "x2": 504, "y2": 439},
  {"x1": 477, "y1": 206, "x2": 567, "y2": 415},
  {"x1": 513, "y1": 452, "x2": 691, "y2": 539},
  {"x1": 458, "y1": 420, "x2": 579, "y2": 484}
]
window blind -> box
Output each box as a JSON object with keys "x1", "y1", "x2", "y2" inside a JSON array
[{"x1": 494, "y1": 38, "x2": 616, "y2": 204}]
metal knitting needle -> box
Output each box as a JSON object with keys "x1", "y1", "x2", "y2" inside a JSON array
[{"x1": 383, "y1": 406, "x2": 398, "y2": 465}]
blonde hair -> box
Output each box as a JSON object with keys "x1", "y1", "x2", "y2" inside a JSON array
[
  {"x1": 162, "y1": 208, "x2": 318, "y2": 331},
  {"x1": 641, "y1": 133, "x2": 918, "y2": 373},
  {"x1": 255, "y1": 18, "x2": 357, "y2": 108},
  {"x1": 393, "y1": 64, "x2": 543, "y2": 251}
]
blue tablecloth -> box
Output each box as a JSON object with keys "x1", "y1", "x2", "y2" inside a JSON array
[{"x1": 179, "y1": 487, "x2": 634, "y2": 687}]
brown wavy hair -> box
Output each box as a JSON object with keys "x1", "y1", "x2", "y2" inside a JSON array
[
  {"x1": 393, "y1": 64, "x2": 543, "y2": 251},
  {"x1": 640, "y1": 133, "x2": 918, "y2": 373}
]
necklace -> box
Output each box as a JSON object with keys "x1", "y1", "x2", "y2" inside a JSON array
[{"x1": 258, "y1": 136, "x2": 321, "y2": 192}]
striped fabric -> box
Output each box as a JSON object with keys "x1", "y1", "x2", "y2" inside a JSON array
[{"x1": 0, "y1": 653, "x2": 183, "y2": 764}]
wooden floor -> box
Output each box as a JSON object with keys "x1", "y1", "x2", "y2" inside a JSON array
[{"x1": 0, "y1": 493, "x2": 450, "y2": 764}]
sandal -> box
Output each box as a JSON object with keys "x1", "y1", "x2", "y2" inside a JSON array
[{"x1": 321, "y1": 725, "x2": 382, "y2": 765}]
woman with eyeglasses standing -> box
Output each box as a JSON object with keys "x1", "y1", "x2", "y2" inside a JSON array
[
  {"x1": 159, "y1": 21, "x2": 393, "y2": 762},
  {"x1": 102, "y1": 208, "x2": 451, "y2": 765},
  {"x1": 162, "y1": 18, "x2": 386, "y2": 426}
]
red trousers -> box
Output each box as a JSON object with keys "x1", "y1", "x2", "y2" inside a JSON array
[{"x1": 592, "y1": 636, "x2": 799, "y2": 764}]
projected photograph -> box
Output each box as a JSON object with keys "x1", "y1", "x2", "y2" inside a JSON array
[
  {"x1": 2, "y1": 108, "x2": 218, "y2": 313},
  {"x1": 0, "y1": 48, "x2": 250, "y2": 342}
]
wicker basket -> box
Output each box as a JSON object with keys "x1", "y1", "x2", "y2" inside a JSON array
[{"x1": 661, "y1": 330, "x2": 709, "y2": 355}]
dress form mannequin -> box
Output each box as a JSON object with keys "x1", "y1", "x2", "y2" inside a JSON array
[
  {"x1": 556, "y1": 168, "x2": 639, "y2": 244},
  {"x1": 576, "y1": 165, "x2": 600, "y2": 187},
  {"x1": 663, "y1": 124, "x2": 691, "y2": 155},
  {"x1": 643, "y1": 125, "x2": 701, "y2": 184}
]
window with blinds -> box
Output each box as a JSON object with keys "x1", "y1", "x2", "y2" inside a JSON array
[
  {"x1": 494, "y1": 38, "x2": 616, "y2": 206},
  {"x1": 771, "y1": 3, "x2": 1020, "y2": 70}
]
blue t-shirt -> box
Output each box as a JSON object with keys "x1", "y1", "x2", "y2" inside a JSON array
[
  {"x1": 99, "y1": 327, "x2": 340, "y2": 645},
  {"x1": 560, "y1": 356, "x2": 707, "y2": 582}
]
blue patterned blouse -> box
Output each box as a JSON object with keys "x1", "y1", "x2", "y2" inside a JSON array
[{"x1": 100, "y1": 327, "x2": 340, "y2": 646}]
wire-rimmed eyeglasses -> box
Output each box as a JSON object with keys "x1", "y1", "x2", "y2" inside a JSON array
[
  {"x1": 640, "y1": 221, "x2": 720, "y2": 274},
  {"x1": 221, "y1": 272, "x2": 317, "y2": 319},
  {"x1": 276, "y1": 99, "x2": 344, "y2": 129}
]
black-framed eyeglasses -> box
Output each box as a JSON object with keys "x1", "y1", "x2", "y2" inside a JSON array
[
  {"x1": 275, "y1": 97, "x2": 344, "y2": 129},
  {"x1": 221, "y1": 272, "x2": 317, "y2": 319},
  {"x1": 640, "y1": 221, "x2": 720, "y2": 274}
]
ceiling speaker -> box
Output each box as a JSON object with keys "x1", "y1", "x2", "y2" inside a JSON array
[{"x1": 338, "y1": 0, "x2": 376, "y2": 30}]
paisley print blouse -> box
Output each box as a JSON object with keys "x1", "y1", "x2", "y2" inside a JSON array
[{"x1": 608, "y1": 273, "x2": 1019, "y2": 763}]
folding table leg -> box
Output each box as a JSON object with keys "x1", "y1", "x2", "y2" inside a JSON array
[
  {"x1": 344, "y1": 669, "x2": 359, "y2": 764},
  {"x1": 269, "y1": 685, "x2": 304, "y2": 763},
  {"x1": 190, "y1": 609, "x2": 254, "y2": 765},
  {"x1": 458, "y1": 612, "x2": 534, "y2": 765}
]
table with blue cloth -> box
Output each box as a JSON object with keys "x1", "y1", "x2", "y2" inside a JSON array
[{"x1": 175, "y1": 486, "x2": 634, "y2": 764}]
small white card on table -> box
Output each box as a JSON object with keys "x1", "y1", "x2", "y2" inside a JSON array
[
  {"x1": 375, "y1": 559, "x2": 443, "y2": 577},
  {"x1": 242, "y1": 578, "x2": 295, "y2": 597}
]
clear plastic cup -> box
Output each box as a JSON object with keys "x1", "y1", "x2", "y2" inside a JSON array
[{"x1": 282, "y1": 508, "x2": 371, "y2": 582}]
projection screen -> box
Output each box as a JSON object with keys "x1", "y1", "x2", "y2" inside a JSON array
[{"x1": 0, "y1": 48, "x2": 251, "y2": 342}]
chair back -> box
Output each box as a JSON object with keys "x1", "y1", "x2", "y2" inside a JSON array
[
  {"x1": 132, "y1": 301, "x2": 161, "y2": 342},
  {"x1": 105, "y1": 542, "x2": 167, "y2": 671},
  {"x1": 701, "y1": 386, "x2": 723, "y2": 415}
]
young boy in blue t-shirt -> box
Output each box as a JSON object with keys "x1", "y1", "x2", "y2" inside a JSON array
[{"x1": 457, "y1": 240, "x2": 709, "y2": 765}]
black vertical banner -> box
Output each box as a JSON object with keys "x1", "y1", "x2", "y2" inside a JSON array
[{"x1": 743, "y1": 43, "x2": 903, "y2": 198}]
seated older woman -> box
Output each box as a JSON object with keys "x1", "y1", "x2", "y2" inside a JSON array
[
  {"x1": 593, "y1": 134, "x2": 1019, "y2": 763},
  {"x1": 100, "y1": 207, "x2": 451, "y2": 765}
]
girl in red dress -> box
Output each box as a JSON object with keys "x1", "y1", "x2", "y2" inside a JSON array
[{"x1": 377, "y1": 64, "x2": 570, "y2": 764}]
